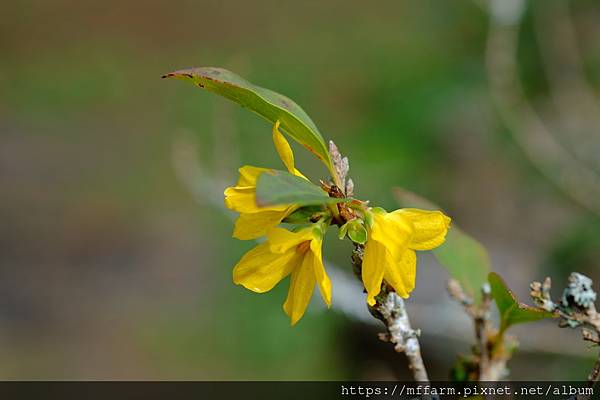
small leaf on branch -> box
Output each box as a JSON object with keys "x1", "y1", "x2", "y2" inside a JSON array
[
  {"x1": 347, "y1": 220, "x2": 367, "y2": 244},
  {"x1": 489, "y1": 272, "x2": 555, "y2": 332}
]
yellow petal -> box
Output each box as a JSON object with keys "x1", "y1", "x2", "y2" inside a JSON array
[
  {"x1": 266, "y1": 226, "x2": 313, "y2": 254},
  {"x1": 233, "y1": 242, "x2": 297, "y2": 293},
  {"x1": 362, "y1": 239, "x2": 388, "y2": 306},
  {"x1": 225, "y1": 187, "x2": 287, "y2": 214},
  {"x1": 292, "y1": 168, "x2": 307, "y2": 179},
  {"x1": 310, "y1": 238, "x2": 332, "y2": 307},
  {"x1": 370, "y1": 212, "x2": 413, "y2": 261},
  {"x1": 224, "y1": 186, "x2": 260, "y2": 213},
  {"x1": 225, "y1": 166, "x2": 279, "y2": 213},
  {"x1": 394, "y1": 208, "x2": 451, "y2": 251},
  {"x1": 271, "y1": 121, "x2": 308, "y2": 179},
  {"x1": 237, "y1": 165, "x2": 270, "y2": 186},
  {"x1": 233, "y1": 210, "x2": 290, "y2": 240},
  {"x1": 272, "y1": 120, "x2": 296, "y2": 174},
  {"x1": 283, "y1": 253, "x2": 316, "y2": 326},
  {"x1": 383, "y1": 249, "x2": 416, "y2": 298}
]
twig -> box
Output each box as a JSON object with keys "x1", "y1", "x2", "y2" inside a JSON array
[
  {"x1": 448, "y1": 279, "x2": 510, "y2": 381},
  {"x1": 531, "y1": 274, "x2": 600, "y2": 335},
  {"x1": 530, "y1": 273, "x2": 600, "y2": 398},
  {"x1": 448, "y1": 279, "x2": 490, "y2": 377},
  {"x1": 351, "y1": 244, "x2": 432, "y2": 384},
  {"x1": 377, "y1": 291, "x2": 430, "y2": 382},
  {"x1": 587, "y1": 355, "x2": 600, "y2": 385}
]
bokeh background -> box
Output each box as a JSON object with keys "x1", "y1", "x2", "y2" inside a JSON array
[{"x1": 1, "y1": 0, "x2": 600, "y2": 380}]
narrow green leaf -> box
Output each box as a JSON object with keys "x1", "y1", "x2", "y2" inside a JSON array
[
  {"x1": 256, "y1": 170, "x2": 342, "y2": 207},
  {"x1": 162, "y1": 67, "x2": 333, "y2": 173},
  {"x1": 394, "y1": 187, "x2": 489, "y2": 303},
  {"x1": 347, "y1": 220, "x2": 367, "y2": 244},
  {"x1": 488, "y1": 272, "x2": 555, "y2": 331}
]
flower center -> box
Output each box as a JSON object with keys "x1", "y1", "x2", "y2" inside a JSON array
[{"x1": 296, "y1": 240, "x2": 311, "y2": 254}]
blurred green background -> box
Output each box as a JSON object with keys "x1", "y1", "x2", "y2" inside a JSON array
[{"x1": 1, "y1": 0, "x2": 600, "y2": 380}]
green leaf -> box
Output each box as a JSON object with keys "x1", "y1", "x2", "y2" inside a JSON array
[
  {"x1": 282, "y1": 206, "x2": 323, "y2": 224},
  {"x1": 488, "y1": 272, "x2": 555, "y2": 332},
  {"x1": 433, "y1": 227, "x2": 490, "y2": 304},
  {"x1": 394, "y1": 187, "x2": 489, "y2": 303},
  {"x1": 347, "y1": 220, "x2": 367, "y2": 244},
  {"x1": 162, "y1": 67, "x2": 333, "y2": 174},
  {"x1": 256, "y1": 170, "x2": 341, "y2": 207},
  {"x1": 338, "y1": 223, "x2": 349, "y2": 240}
]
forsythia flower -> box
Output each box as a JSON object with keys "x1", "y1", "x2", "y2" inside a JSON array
[
  {"x1": 224, "y1": 121, "x2": 304, "y2": 240},
  {"x1": 233, "y1": 225, "x2": 332, "y2": 325},
  {"x1": 362, "y1": 208, "x2": 451, "y2": 305}
]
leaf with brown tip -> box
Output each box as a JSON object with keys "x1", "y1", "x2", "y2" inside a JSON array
[{"x1": 162, "y1": 67, "x2": 333, "y2": 174}]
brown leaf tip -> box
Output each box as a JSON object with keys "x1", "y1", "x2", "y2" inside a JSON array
[{"x1": 161, "y1": 71, "x2": 195, "y2": 79}]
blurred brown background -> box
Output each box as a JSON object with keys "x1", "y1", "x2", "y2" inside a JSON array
[{"x1": 1, "y1": 0, "x2": 600, "y2": 380}]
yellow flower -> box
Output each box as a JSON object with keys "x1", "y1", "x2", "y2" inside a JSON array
[
  {"x1": 362, "y1": 208, "x2": 451, "y2": 305},
  {"x1": 233, "y1": 225, "x2": 332, "y2": 325},
  {"x1": 224, "y1": 121, "x2": 304, "y2": 240}
]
